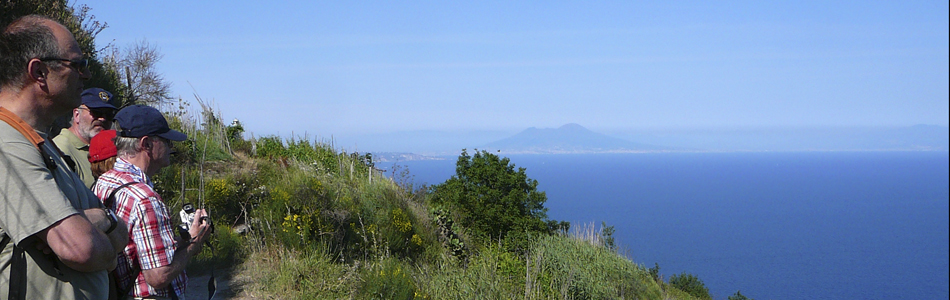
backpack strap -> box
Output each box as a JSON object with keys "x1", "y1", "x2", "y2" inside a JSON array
[
  {"x1": 1, "y1": 108, "x2": 43, "y2": 300},
  {"x1": 0, "y1": 107, "x2": 43, "y2": 149},
  {"x1": 106, "y1": 181, "x2": 139, "y2": 298},
  {"x1": 0, "y1": 232, "x2": 9, "y2": 252},
  {"x1": 105, "y1": 181, "x2": 139, "y2": 209},
  {"x1": 44, "y1": 138, "x2": 77, "y2": 173},
  {"x1": 1, "y1": 231, "x2": 26, "y2": 300},
  {"x1": 0, "y1": 107, "x2": 62, "y2": 171}
]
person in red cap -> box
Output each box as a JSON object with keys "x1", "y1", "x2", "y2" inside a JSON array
[
  {"x1": 88, "y1": 129, "x2": 117, "y2": 182},
  {"x1": 53, "y1": 87, "x2": 118, "y2": 188}
]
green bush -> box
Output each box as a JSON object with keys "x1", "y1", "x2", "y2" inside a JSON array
[
  {"x1": 729, "y1": 290, "x2": 754, "y2": 300},
  {"x1": 669, "y1": 273, "x2": 711, "y2": 300},
  {"x1": 255, "y1": 136, "x2": 288, "y2": 159},
  {"x1": 429, "y1": 149, "x2": 562, "y2": 250}
]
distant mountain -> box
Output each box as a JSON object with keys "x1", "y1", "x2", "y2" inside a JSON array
[
  {"x1": 484, "y1": 123, "x2": 667, "y2": 154},
  {"x1": 335, "y1": 129, "x2": 513, "y2": 155}
]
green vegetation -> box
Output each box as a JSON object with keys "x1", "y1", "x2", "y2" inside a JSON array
[
  {"x1": 3, "y1": 5, "x2": 747, "y2": 299},
  {"x1": 152, "y1": 102, "x2": 715, "y2": 299},
  {"x1": 429, "y1": 149, "x2": 569, "y2": 254},
  {"x1": 728, "y1": 291, "x2": 754, "y2": 300},
  {"x1": 669, "y1": 273, "x2": 712, "y2": 300},
  {"x1": 2, "y1": 1, "x2": 126, "y2": 106}
]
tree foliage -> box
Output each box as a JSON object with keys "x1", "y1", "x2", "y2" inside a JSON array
[
  {"x1": 669, "y1": 273, "x2": 712, "y2": 300},
  {"x1": 102, "y1": 40, "x2": 172, "y2": 107},
  {"x1": 1, "y1": 0, "x2": 125, "y2": 106},
  {"x1": 728, "y1": 290, "x2": 754, "y2": 300},
  {"x1": 430, "y1": 149, "x2": 555, "y2": 246}
]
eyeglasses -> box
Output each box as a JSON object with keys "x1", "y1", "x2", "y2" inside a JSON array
[
  {"x1": 150, "y1": 136, "x2": 172, "y2": 147},
  {"x1": 78, "y1": 106, "x2": 116, "y2": 120},
  {"x1": 150, "y1": 136, "x2": 178, "y2": 155},
  {"x1": 39, "y1": 57, "x2": 89, "y2": 72}
]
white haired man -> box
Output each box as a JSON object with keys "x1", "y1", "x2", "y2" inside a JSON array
[
  {"x1": 93, "y1": 105, "x2": 211, "y2": 300},
  {"x1": 53, "y1": 87, "x2": 118, "y2": 188}
]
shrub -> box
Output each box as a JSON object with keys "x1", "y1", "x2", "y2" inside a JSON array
[
  {"x1": 429, "y1": 149, "x2": 562, "y2": 250},
  {"x1": 669, "y1": 273, "x2": 711, "y2": 300},
  {"x1": 255, "y1": 136, "x2": 287, "y2": 159},
  {"x1": 729, "y1": 290, "x2": 754, "y2": 300}
]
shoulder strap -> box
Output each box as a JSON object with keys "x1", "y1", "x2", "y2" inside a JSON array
[
  {"x1": 0, "y1": 230, "x2": 9, "y2": 253},
  {"x1": 0, "y1": 110, "x2": 40, "y2": 300},
  {"x1": 44, "y1": 138, "x2": 77, "y2": 173},
  {"x1": 0, "y1": 107, "x2": 43, "y2": 149},
  {"x1": 108, "y1": 181, "x2": 138, "y2": 298},
  {"x1": 105, "y1": 181, "x2": 139, "y2": 209},
  {"x1": 7, "y1": 245, "x2": 25, "y2": 300},
  {"x1": 1, "y1": 232, "x2": 26, "y2": 300},
  {"x1": 0, "y1": 107, "x2": 64, "y2": 172}
]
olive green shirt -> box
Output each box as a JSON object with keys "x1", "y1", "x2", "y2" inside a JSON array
[
  {"x1": 1, "y1": 123, "x2": 109, "y2": 300},
  {"x1": 52, "y1": 128, "x2": 94, "y2": 188}
]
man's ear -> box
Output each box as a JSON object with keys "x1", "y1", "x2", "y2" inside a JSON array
[
  {"x1": 27, "y1": 59, "x2": 48, "y2": 83},
  {"x1": 139, "y1": 136, "x2": 152, "y2": 151}
]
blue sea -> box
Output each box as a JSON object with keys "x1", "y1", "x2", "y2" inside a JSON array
[{"x1": 386, "y1": 152, "x2": 950, "y2": 300}]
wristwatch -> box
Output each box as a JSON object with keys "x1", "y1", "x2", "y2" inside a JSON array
[{"x1": 102, "y1": 208, "x2": 119, "y2": 234}]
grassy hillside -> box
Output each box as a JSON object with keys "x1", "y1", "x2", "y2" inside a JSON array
[{"x1": 155, "y1": 101, "x2": 710, "y2": 300}]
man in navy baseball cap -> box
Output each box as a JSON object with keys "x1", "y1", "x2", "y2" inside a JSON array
[
  {"x1": 80, "y1": 87, "x2": 119, "y2": 110},
  {"x1": 52, "y1": 87, "x2": 120, "y2": 188},
  {"x1": 93, "y1": 105, "x2": 210, "y2": 300},
  {"x1": 114, "y1": 104, "x2": 187, "y2": 141}
]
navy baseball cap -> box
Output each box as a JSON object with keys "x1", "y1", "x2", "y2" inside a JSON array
[
  {"x1": 80, "y1": 88, "x2": 118, "y2": 110},
  {"x1": 114, "y1": 105, "x2": 187, "y2": 141}
]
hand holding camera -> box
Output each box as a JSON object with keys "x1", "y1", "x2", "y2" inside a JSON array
[{"x1": 178, "y1": 203, "x2": 213, "y2": 254}]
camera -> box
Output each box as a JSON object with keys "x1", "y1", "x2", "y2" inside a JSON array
[
  {"x1": 180, "y1": 203, "x2": 196, "y2": 231},
  {"x1": 177, "y1": 203, "x2": 196, "y2": 242},
  {"x1": 178, "y1": 203, "x2": 212, "y2": 243}
]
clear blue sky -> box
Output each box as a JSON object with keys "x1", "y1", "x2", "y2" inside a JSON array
[{"x1": 80, "y1": 1, "x2": 949, "y2": 138}]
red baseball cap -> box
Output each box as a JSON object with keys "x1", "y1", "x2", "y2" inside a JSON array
[{"x1": 88, "y1": 129, "x2": 118, "y2": 163}]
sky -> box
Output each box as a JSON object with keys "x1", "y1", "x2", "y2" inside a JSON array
[{"x1": 79, "y1": 1, "x2": 949, "y2": 141}]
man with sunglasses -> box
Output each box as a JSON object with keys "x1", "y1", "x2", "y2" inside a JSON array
[
  {"x1": 1, "y1": 15, "x2": 128, "y2": 300},
  {"x1": 93, "y1": 105, "x2": 211, "y2": 300},
  {"x1": 53, "y1": 87, "x2": 119, "y2": 188}
]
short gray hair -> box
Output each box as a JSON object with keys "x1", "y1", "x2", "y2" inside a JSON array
[
  {"x1": 115, "y1": 136, "x2": 143, "y2": 158},
  {"x1": 0, "y1": 15, "x2": 64, "y2": 89}
]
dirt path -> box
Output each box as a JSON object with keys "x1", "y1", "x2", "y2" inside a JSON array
[{"x1": 186, "y1": 268, "x2": 255, "y2": 300}]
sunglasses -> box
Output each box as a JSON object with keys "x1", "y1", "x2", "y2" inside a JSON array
[
  {"x1": 79, "y1": 106, "x2": 116, "y2": 120},
  {"x1": 39, "y1": 57, "x2": 89, "y2": 72},
  {"x1": 150, "y1": 136, "x2": 178, "y2": 155}
]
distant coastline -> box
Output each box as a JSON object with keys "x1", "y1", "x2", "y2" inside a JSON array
[
  {"x1": 361, "y1": 124, "x2": 949, "y2": 159},
  {"x1": 375, "y1": 148, "x2": 949, "y2": 161},
  {"x1": 371, "y1": 152, "x2": 447, "y2": 162},
  {"x1": 486, "y1": 148, "x2": 950, "y2": 155}
]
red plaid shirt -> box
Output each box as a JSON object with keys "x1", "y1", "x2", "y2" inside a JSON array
[{"x1": 92, "y1": 158, "x2": 187, "y2": 299}]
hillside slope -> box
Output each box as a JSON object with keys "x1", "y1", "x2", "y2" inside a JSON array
[{"x1": 163, "y1": 114, "x2": 705, "y2": 299}]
